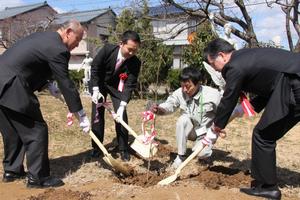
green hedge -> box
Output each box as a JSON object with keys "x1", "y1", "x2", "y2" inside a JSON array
[
  {"x1": 69, "y1": 70, "x2": 84, "y2": 90},
  {"x1": 167, "y1": 69, "x2": 181, "y2": 91}
]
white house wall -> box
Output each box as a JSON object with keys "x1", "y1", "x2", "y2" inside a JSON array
[{"x1": 152, "y1": 19, "x2": 189, "y2": 45}]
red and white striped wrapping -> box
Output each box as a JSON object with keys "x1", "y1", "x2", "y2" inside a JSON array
[
  {"x1": 240, "y1": 92, "x2": 255, "y2": 117},
  {"x1": 141, "y1": 111, "x2": 158, "y2": 145}
]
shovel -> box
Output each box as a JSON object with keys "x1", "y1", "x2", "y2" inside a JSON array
[
  {"x1": 89, "y1": 130, "x2": 132, "y2": 176},
  {"x1": 102, "y1": 104, "x2": 158, "y2": 158},
  {"x1": 158, "y1": 142, "x2": 207, "y2": 186}
]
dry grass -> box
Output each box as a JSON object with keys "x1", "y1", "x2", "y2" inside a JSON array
[{"x1": 0, "y1": 93, "x2": 299, "y2": 198}]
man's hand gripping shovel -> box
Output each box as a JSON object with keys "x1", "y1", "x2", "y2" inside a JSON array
[
  {"x1": 57, "y1": 95, "x2": 132, "y2": 176},
  {"x1": 101, "y1": 103, "x2": 158, "y2": 159},
  {"x1": 158, "y1": 129, "x2": 226, "y2": 186}
]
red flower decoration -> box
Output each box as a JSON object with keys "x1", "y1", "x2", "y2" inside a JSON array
[{"x1": 119, "y1": 73, "x2": 128, "y2": 80}]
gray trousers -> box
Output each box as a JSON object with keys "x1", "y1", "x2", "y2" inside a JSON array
[
  {"x1": 176, "y1": 115, "x2": 200, "y2": 155},
  {"x1": 0, "y1": 106, "x2": 50, "y2": 179}
]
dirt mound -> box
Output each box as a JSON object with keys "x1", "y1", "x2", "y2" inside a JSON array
[
  {"x1": 195, "y1": 165, "x2": 252, "y2": 189},
  {"x1": 156, "y1": 143, "x2": 174, "y2": 157},
  {"x1": 113, "y1": 142, "x2": 252, "y2": 189},
  {"x1": 27, "y1": 189, "x2": 92, "y2": 200},
  {"x1": 118, "y1": 172, "x2": 161, "y2": 187},
  {"x1": 116, "y1": 165, "x2": 252, "y2": 189}
]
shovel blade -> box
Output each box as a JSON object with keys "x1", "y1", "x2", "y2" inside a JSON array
[
  {"x1": 104, "y1": 154, "x2": 133, "y2": 176},
  {"x1": 102, "y1": 156, "x2": 112, "y2": 166},
  {"x1": 130, "y1": 135, "x2": 158, "y2": 158},
  {"x1": 157, "y1": 174, "x2": 178, "y2": 186}
]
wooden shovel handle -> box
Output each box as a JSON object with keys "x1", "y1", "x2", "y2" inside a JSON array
[
  {"x1": 89, "y1": 131, "x2": 109, "y2": 155},
  {"x1": 175, "y1": 143, "x2": 206, "y2": 174},
  {"x1": 103, "y1": 105, "x2": 140, "y2": 138}
]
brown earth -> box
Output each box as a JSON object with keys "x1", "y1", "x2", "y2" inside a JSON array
[{"x1": 0, "y1": 94, "x2": 299, "y2": 200}]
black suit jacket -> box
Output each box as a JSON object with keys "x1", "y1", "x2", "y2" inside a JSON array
[
  {"x1": 90, "y1": 44, "x2": 141, "y2": 103},
  {"x1": 215, "y1": 48, "x2": 300, "y2": 130},
  {"x1": 0, "y1": 32, "x2": 82, "y2": 121}
]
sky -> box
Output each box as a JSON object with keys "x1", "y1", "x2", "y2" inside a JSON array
[{"x1": 0, "y1": 0, "x2": 297, "y2": 49}]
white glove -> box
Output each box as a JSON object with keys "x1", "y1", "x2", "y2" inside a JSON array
[
  {"x1": 92, "y1": 87, "x2": 104, "y2": 104},
  {"x1": 192, "y1": 141, "x2": 213, "y2": 159},
  {"x1": 48, "y1": 82, "x2": 61, "y2": 98},
  {"x1": 77, "y1": 109, "x2": 90, "y2": 133},
  {"x1": 231, "y1": 104, "x2": 244, "y2": 118},
  {"x1": 116, "y1": 101, "x2": 127, "y2": 123},
  {"x1": 201, "y1": 127, "x2": 218, "y2": 145}
]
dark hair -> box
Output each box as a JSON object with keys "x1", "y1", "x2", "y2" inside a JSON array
[
  {"x1": 179, "y1": 67, "x2": 202, "y2": 85},
  {"x1": 203, "y1": 38, "x2": 235, "y2": 62},
  {"x1": 121, "y1": 30, "x2": 141, "y2": 44}
]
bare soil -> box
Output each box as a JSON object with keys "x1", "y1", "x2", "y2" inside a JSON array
[{"x1": 0, "y1": 94, "x2": 299, "y2": 200}]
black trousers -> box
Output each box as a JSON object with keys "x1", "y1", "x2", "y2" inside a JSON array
[
  {"x1": 0, "y1": 106, "x2": 50, "y2": 178},
  {"x1": 91, "y1": 90, "x2": 129, "y2": 151},
  {"x1": 251, "y1": 76, "x2": 300, "y2": 185}
]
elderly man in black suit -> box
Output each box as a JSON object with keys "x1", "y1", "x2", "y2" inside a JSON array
[
  {"x1": 0, "y1": 20, "x2": 90, "y2": 188},
  {"x1": 90, "y1": 31, "x2": 141, "y2": 162},
  {"x1": 203, "y1": 38, "x2": 300, "y2": 200}
]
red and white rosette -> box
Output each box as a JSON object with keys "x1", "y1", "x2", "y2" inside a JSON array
[
  {"x1": 240, "y1": 92, "x2": 255, "y2": 117},
  {"x1": 118, "y1": 73, "x2": 128, "y2": 92}
]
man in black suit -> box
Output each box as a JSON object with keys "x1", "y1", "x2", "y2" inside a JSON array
[
  {"x1": 90, "y1": 31, "x2": 141, "y2": 162},
  {"x1": 0, "y1": 20, "x2": 91, "y2": 188},
  {"x1": 203, "y1": 38, "x2": 300, "y2": 200}
]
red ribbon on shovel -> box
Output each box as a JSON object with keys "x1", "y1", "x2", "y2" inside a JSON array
[{"x1": 240, "y1": 92, "x2": 255, "y2": 117}]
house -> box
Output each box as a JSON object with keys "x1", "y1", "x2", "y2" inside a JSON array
[
  {"x1": 0, "y1": 1, "x2": 116, "y2": 71},
  {"x1": 149, "y1": 4, "x2": 198, "y2": 69},
  {"x1": 0, "y1": 1, "x2": 57, "y2": 54},
  {"x1": 52, "y1": 8, "x2": 116, "y2": 70}
]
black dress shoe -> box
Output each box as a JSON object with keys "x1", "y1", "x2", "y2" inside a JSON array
[
  {"x1": 3, "y1": 171, "x2": 26, "y2": 182},
  {"x1": 27, "y1": 175, "x2": 64, "y2": 188},
  {"x1": 90, "y1": 149, "x2": 102, "y2": 158},
  {"x1": 240, "y1": 184, "x2": 281, "y2": 200},
  {"x1": 120, "y1": 150, "x2": 130, "y2": 162}
]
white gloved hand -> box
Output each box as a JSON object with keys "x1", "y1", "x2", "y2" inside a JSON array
[
  {"x1": 201, "y1": 127, "x2": 218, "y2": 145},
  {"x1": 92, "y1": 87, "x2": 104, "y2": 104},
  {"x1": 48, "y1": 81, "x2": 61, "y2": 98},
  {"x1": 116, "y1": 101, "x2": 127, "y2": 123},
  {"x1": 231, "y1": 104, "x2": 244, "y2": 118},
  {"x1": 193, "y1": 141, "x2": 213, "y2": 159},
  {"x1": 77, "y1": 109, "x2": 90, "y2": 133}
]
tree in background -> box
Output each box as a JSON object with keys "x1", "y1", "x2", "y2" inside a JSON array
[
  {"x1": 162, "y1": 0, "x2": 299, "y2": 52},
  {"x1": 110, "y1": 0, "x2": 173, "y2": 99},
  {"x1": 269, "y1": 0, "x2": 299, "y2": 52},
  {"x1": 182, "y1": 21, "x2": 217, "y2": 87},
  {"x1": 109, "y1": 9, "x2": 136, "y2": 43}
]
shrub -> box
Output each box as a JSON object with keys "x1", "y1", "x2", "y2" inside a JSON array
[
  {"x1": 69, "y1": 69, "x2": 84, "y2": 90},
  {"x1": 167, "y1": 69, "x2": 181, "y2": 91}
]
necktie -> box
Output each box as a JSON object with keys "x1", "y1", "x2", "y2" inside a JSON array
[{"x1": 115, "y1": 58, "x2": 124, "y2": 71}]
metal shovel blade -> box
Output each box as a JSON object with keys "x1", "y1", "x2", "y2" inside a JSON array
[
  {"x1": 89, "y1": 131, "x2": 133, "y2": 176},
  {"x1": 104, "y1": 154, "x2": 132, "y2": 176},
  {"x1": 130, "y1": 135, "x2": 158, "y2": 158},
  {"x1": 158, "y1": 173, "x2": 179, "y2": 185}
]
